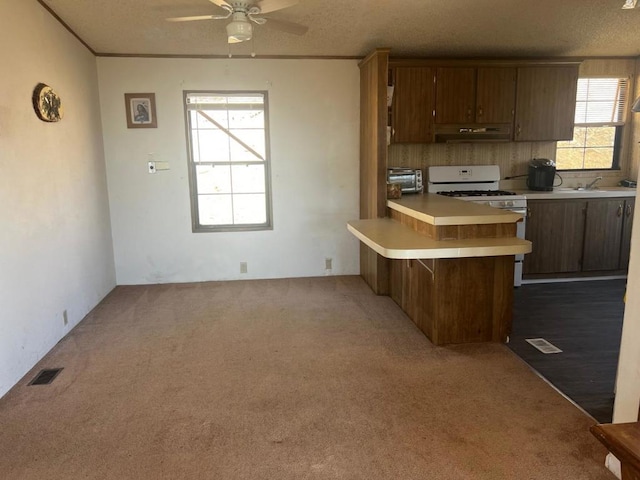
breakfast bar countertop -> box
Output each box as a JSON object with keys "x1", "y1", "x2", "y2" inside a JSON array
[
  {"x1": 387, "y1": 193, "x2": 523, "y2": 226},
  {"x1": 347, "y1": 218, "x2": 532, "y2": 260}
]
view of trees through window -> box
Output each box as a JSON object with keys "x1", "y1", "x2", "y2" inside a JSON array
[{"x1": 556, "y1": 126, "x2": 618, "y2": 170}]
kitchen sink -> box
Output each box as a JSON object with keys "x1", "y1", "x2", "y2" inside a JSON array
[{"x1": 554, "y1": 187, "x2": 608, "y2": 193}]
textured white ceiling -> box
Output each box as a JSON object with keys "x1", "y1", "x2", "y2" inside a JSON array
[{"x1": 40, "y1": 0, "x2": 640, "y2": 58}]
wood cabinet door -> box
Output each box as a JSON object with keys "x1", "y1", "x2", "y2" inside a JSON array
[
  {"x1": 514, "y1": 66, "x2": 578, "y2": 141},
  {"x1": 583, "y1": 199, "x2": 626, "y2": 271},
  {"x1": 389, "y1": 259, "x2": 403, "y2": 307},
  {"x1": 411, "y1": 259, "x2": 434, "y2": 337},
  {"x1": 435, "y1": 67, "x2": 476, "y2": 124},
  {"x1": 403, "y1": 259, "x2": 415, "y2": 318},
  {"x1": 476, "y1": 67, "x2": 516, "y2": 124},
  {"x1": 524, "y1": 200, "x2": 586, "y2": 274},
  {"x1": 392, "y1": 67, "x2": 436, "y2": 143},
  {"x1": 620, "y1": 198, "x2": 635, "y2": 270}
]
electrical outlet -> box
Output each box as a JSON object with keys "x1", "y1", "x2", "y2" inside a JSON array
[
  {"x1": 63, "y1": 309, "x2": 68, "y2": 326},
  {"x1": 240, "y1": 262, "x2": 248, "y2": 274},
  {"x1": 325, "y1": 258, "x2": 333, "y2": 270}
]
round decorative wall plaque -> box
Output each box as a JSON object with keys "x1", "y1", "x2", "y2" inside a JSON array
[{"x1": 32, "y1": 83, "x2": 63, "y2": 122}]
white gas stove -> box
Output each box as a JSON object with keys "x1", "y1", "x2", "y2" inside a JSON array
[{"x1": 427, "y1": 165, "x2": 527, "y2": 286}]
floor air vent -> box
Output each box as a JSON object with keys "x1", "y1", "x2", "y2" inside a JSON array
[
  {"x1": 28, "y1": 368, "x2": 63, "y2": 386},
  {"x1": 526, "y1": 338, "x2": 563, "y2": 354}
]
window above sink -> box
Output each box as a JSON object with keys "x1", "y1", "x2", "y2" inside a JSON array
[{"x1": 556, "y1": 77, "x2": 629, "y2": 171}]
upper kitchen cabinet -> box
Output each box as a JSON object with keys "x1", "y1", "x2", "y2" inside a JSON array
[
  {"x1": 435, "y1": 67, "x2": 516, "y2": 124},
  {"x1": 390, "y1": 67, "x2": 436, "y2": 143},
  {"x1": 476, "y1": 67, "x2": 517, "y2": 124},
  {"x1": 435, "y1": 67, "x2": 476, "y2": 124},
  {"x1": 514, "y1": 66, "x2": 579, "y2": 142}
]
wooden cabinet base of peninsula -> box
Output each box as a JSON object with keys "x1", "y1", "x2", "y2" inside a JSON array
[
  {"x1": 390, "y1": 255, "x2": 514, "y2": 345},
  {"x1": 360, "y1": 243, "x2": 390, "y2": 295},
  {"x1": 590, "y1": 422, "x2": 640, "y2": 480}
]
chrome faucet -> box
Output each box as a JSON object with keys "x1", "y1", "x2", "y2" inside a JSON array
[{"x1": 585, "y1": 176, "x2": 603, "y2": 190}]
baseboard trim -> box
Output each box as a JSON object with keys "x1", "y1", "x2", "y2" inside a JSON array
[
  {"x1": 605, "y1": 453, "x2": 622, "y2": 479},
  {"x1": 522, "y1": 275, "x2": 627, "y2": 284}
]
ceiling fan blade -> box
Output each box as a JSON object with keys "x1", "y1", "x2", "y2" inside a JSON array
[
  {"x1": 255, "y1": 0, "x2": 299, "y2": 14},
  {"x1": 166, "y1": 14, "x2": 229, "y2": 22},
  {"x1": 262, "y1": 17, "x2": 308, "y2": 35},
  {"x1": 208, "y1": 0, "x2": 232, "y2": 8}
]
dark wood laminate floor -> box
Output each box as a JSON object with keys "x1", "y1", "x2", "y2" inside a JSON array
[{"x1": 508, "y1": 279, "x2": 626, "y2": 423}]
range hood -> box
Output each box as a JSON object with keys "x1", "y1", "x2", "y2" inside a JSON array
[{"x1": 434, "y1": 124, "x2": 512, "y2": 143}]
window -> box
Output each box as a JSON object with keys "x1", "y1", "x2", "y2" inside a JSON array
[
  {"x1": 184, "y1": 91, "x2": 272, "y2": 231},
  {"x1": 556, "y1": 78, "x2": 628, "y2": 171}
]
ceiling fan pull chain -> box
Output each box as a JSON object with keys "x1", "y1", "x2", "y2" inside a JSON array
[{"x1": 251, "y1": 33, "x2": 256, "y2": 57}]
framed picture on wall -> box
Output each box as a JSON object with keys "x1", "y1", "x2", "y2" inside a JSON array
[{"x1": 124, "y1": 93, "x2": 157, "y2": 128}]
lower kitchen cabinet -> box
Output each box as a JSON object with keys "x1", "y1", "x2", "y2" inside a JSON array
[
  {"x1": 390, "y1": 258, "x2": 431, "y2": 325},
  {"x1": 524, "y1": 197, "x2": 635, "y2": 277},
  {"x1": 620, "y1": 198, "x2": 635, "y2": 270},
  {"x1": 524, "y1": 199, "x2": 586, "y2": 274},
  {"x1": 583, "y1": 199, "x2": 626, "y2": 271},
  {"x1": 390, "y1": 256, "x2": 513, "y2": 345}
]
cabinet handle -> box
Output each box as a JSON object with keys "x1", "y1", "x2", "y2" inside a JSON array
[
  {"x1": 516, "y1": 124, "x2": 521, "y2": 137},
  {"x1": 467, "y1": 107, "x2": 473, "y2": 118},
  {"x1": 477, "y1": 106, "x2": 484, "y2": 118},
  {"x1": 617, "y1": 204, "x2": 623, "y2": 217},
  {"x1": 526, "y1": 207, "x2": 531, "y2": 219},
  {"x1": 626, "y1": 204, "x2": 632, "y2": 217}
]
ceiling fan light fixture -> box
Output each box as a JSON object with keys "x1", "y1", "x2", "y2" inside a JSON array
[
  {"x1": 622, "y1": 0, "x2": 637, "y2": 9},
  {"x1": 226, "y1": 15, "x2": 252, "y2": 43}
]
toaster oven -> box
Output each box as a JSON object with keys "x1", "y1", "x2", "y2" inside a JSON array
[{"x1": 387, "y1": 168, "x2": 423, "y2": 193}]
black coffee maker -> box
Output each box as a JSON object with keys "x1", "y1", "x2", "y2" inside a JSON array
[{"x1": 527, "y1": 158, "x2": 556, "y2": 191}]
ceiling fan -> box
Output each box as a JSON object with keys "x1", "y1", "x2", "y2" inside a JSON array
[{"x1": 166, "y1": 0, "x2": 308, "y2": 44}]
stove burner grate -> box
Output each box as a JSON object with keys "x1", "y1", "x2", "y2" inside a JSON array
[{"x1": 437, "y1": 190, "x2": 517, "y2": 197}]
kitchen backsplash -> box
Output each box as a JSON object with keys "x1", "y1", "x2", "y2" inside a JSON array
[{"x1": 387, "y1": 142, "x2": 629, "y2": 190}]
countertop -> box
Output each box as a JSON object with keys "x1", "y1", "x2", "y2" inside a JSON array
[
  {"x1": 513, "y1": 186, "x2": 637, "y2": 200},
  {"x1": 348, "y1": 219, "x2": 532, "y2": 260},
  {"x1": 388, "y1": 193, "x2": 523, "y2": 226}
]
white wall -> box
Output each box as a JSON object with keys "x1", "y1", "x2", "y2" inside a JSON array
[
  {"x1": 614, "y1": 208, "x2": 640, "y2": 421},
  {"x1": 0, "y1": 1, "x2": 116, "y2": 397},
  {"x1": 97, "y1": 58, "x2": 360, "y2": 284},
  {"x1": 612, "y1": 59, "x2": 640, "y2": 424}
]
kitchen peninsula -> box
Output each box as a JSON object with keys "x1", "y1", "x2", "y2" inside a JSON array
[
  {"x1": 348, "y1": 194, "x2": 531, "y2": 345},
  {"x1": 356, "y1": 49, "x2": 536, "y2": 345}
]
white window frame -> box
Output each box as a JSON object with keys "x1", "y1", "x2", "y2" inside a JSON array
[
  {"x1": 556, "y1": 77, "x2": 629, "y2": 171},
  {"x1": 184, "y1": 90, "x2": 273, "y2": 232}
]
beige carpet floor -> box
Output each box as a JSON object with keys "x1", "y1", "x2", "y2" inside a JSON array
[{"x1": 0, "y1": 276, "x2": 614, "y2": 479}]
